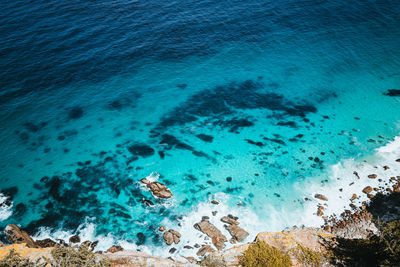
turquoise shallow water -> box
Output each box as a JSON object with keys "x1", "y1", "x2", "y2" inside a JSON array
[{"x1": 0, "y1": 0, "x2": 400, "y2": 257}]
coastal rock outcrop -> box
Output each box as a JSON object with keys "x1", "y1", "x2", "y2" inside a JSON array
[
  {"x1": 4, "y1": 224, "x2": 36, "y2": 248},
  {"x1": 194, "y1": 219, "x2": 227, "y2": 250},
  {"x1": 140, "y1": 178, "x2": 173, "y2": 199}
]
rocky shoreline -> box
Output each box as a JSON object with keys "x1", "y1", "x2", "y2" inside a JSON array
[{"x1": 1, "y1": 157, "x2": 400, "y2": 266}]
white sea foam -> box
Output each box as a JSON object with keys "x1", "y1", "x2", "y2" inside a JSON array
[
  {"x1": 298, "y1": 135, "x2": 400, "y2": 224},
  {"x1": 32, "y1": 218, "x2": 148, "y2": 253},
  {"x1": 0, "y1": 193, "x2": 13, "y2": 221},
  {"x1": 151, "y1": 192, "x2": 264, "y2": 259}
]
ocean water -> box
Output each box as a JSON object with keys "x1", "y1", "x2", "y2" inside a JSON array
[{"x1": 1, "y1": 0, "x2": 400, "y2": 257}]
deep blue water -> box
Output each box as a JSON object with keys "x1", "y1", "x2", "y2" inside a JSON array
[{"x1": 1, "y1": 0, "x2": 400, "y2": 257}]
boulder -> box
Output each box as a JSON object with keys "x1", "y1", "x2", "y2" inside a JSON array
[
  {"x1": 350, "y1": 194, "x2": 357, "y2": 201},
  {"x1": 197, "y1": 245, "x2": 215, "y2": 256},
  {"x1": 159, "y1": 226, "x2": 166, "y2": 231},
  {"x1": 211, "y1": 200, "x2": 220, "y2": 205},
  {"x1": 383, "y1": 166, "x2": 390, "y2": 170},
  {"x1": 225, "y1": 224, "x2": 249, "y2": 243},
  {"x1": 194, "y1": 220, "x2": 227, "y2": 250},
  {"x1": 163, "y1": 231, "x2": 174, "y2": 245},
  {"x1": 368, "y1": 174, "x2": 377, "y2": 179},
  {"x1": 169, "y1": 229, "x2": 181, "y2": 238},
  {"x1": 362, "y1": 186, "x2": 372, "y2": 194},
  {"x1": 107, "y1": 245, "x2": 123, "y2": 253},
  {"x1": 140, "y1": 178, "x2": 172, "y2": 199},
  {"x1": 69, "y1": 235, "x2": 80, "y2": 244},
  {"x1": 4, "y1": 224, "x2": 36, "y2": 248},
  {"x1": 314, "y1": 194, "x2": 328, "y2": 201}
]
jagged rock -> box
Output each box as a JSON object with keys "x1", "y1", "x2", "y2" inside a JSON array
[
  {"x1": 221, "y1": 216, "x2": 239, "y2": 225},
  {"x1": 169, "y1": 248, "x2": 177, "y2": 254},
  {"x1": 35, "y1": 238, "x2": 56, "y2": 248},
  {"x1": 368, "y1": 174, "x2": 377, "y2": 179},
  {"x1": 163, "y1": 231, "x2": 174, "y2": 245},
  {"x1": 314, "y1": 194, "x2": 328, "y2": 201},
  {"x1": 225, "y1": 224, "x2": 249, "y2": 243},
  {"x1": 140, "y1": 178, "x2": 172, "y2": 199},
  {"x1": 4, "y1": 224, "x2": 36, "y2": 248},
  {"x1": 350, "y1": 194, "x2": 357, "y2": 201},
  {"x1": 362, "y1": 186, "x2": 373, "y2": 194},
  {"x1": 107, "y1": 245, "x2": 123, "y2": 253},
  {"x1": 194, "y1": 220, "x2": 227, "y2": 250},
  {"x1": 69, "y1": 235, "x2": 80, "y2": 244},
  {"x1": 197, "y1": 245, "x2": 215, "y2": 256},
  {"x1": 353, "y1": 171, "x2": 360, "y2": 179},
  {"x1": 159, "y1": 226, "x2": 166, "y2": 231}
]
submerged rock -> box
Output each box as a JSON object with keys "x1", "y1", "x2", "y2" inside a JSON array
[
  {"x1": 194, "y1": 219, "x2": 227, "y2": 250},
  {"x1": 4, "y1": 224, "x2": 36, "y2": 248},
  {"x1": 140, "y1": 178, "x2": 173, "y2": 199}
]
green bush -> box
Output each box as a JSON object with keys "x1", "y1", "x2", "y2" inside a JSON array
[
  {"x1": 239, "y1": 241, "x2": 292, "y2": 267},
  {"x1": 291, "y1": 244, "x2": 322, "y2": 267},
  {"x1": 0, "y1": 245, "x2": 110, "y2": 267},
  {"x1": 50, "y1": 244, "x2": 110, "y2": 267}
]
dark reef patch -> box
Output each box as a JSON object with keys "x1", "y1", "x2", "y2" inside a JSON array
[
  {"x1": 156, "y1": 79, "x2": 317, "y2": 132},
  {"x1": 68, "y1": 106, "x2": 84, "y2": 119},
  {"x1": 383, "y1": 89, "x2": 400, "y2": 96},
  {"x1": 245, "y1": 139, "x2": 264, "y2": 147},
  {"x1": 196, "y1": 134, "x2": 214, "y2": 143},
  {"x1": 214, "y1": 117, "x2": 255, "y2": 133},
  {"x1": 127, "y1": 144, "x2": 155, "y2": 157}
]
